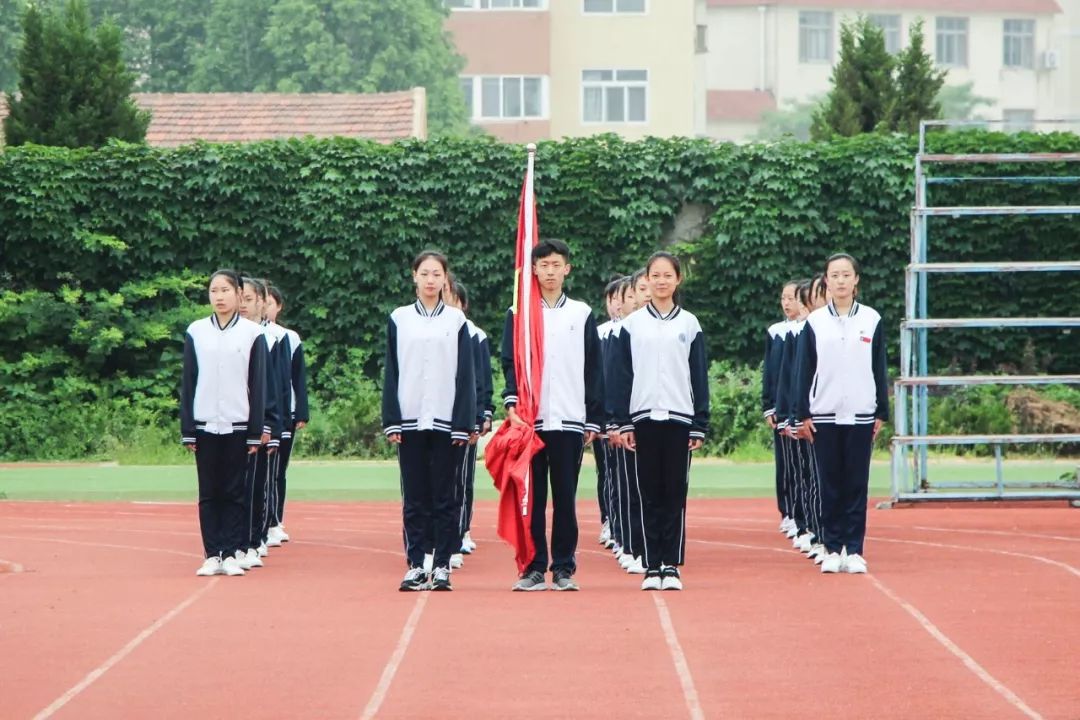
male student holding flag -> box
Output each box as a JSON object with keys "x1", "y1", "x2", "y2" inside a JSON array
[{"x1": 484, "y1": 145, "x2": 605, "y2": 592}]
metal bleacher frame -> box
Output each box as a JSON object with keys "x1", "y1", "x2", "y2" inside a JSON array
[{"x1": 889, "y1": 119, "x2": 1080, "y2": 506}]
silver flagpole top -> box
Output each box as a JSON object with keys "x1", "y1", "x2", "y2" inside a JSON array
[{"x1": 526, "y1": 143, "x2": 537, "y2": 154}]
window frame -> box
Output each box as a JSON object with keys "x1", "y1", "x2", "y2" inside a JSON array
[
  {"x1": 446, "y1": 0, "x2": 547, "y2": 10},
  {"x1": 935, "y1": 16, "x2": 969, "y2": 68},
  {"x1": 1003, "y1": 18, "x2": 1035, "y2": 70},
  {"x1": 798, "y1": 11, "x2": 834, "y2": 64},
  {"x1": 581, "y1": 69, "x2": 649, "y2": 125},
  {"x1": 869, "y1": 14, "x2": 902, "y2": 54},
  {"x1": 461, "y1": 74, "x2": 549, "y2": 122},
  {"x1": 582, "y1": 0, "x2": 648, "y2": 15}
]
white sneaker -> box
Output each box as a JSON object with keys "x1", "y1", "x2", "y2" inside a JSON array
[
  {"x1": 598, "y1": 521, "x2": 611, "y2": 546},
  {"x1": 196, "y1": 556, "x2": 223, "y2": 576},
  {"x1": 641, "y1": 570, "x2": 662, "y2": 591},
  {"x1": 820, "y1": 552, "x2": 842, "y2": 574},
  {"x1": 257, "y1": 542, "x2": 269, "y2": 558},
  {"x1": 276, "y1": 525, "x2": 290, "y2": 543},
  {"x1": 625, "y1": 557, "x2": 646, "y2": 575},
  {"x1": 245, "y1": 548, "x2": 263, "y2": 568},
  {"x1": 463, "y1": 532, "x2": 476, "y2": 552},
  {"x1": 221, "y1": 555, "x2": 246, "y2": 576},
  {"x1": 266, "y1": 527, "x2": 284, "y2": 547},
  {"x1": 423, "y1": 553, "x2": 434, "y2": 573},
  {"x1": 844, "y1": 553, "x2": 868, "y2": 574},
  {"x1": 779, "y1": 516, "x2": 791, "y2": 532},
  {"x1": 450, "y1": 553, "x2": 464, "y2": 569},
  {"x1": 796, "y1": 533, "x2": 814, "y2": 553},
  {"x1": 618, "y1": 552, "x2": 635, "y2": 569},
  {"x1": 660, "y1": 566, "x2": 683, "y2": 591},
  {"x1": 235, "y1": 549, "x2": 254, "y2": 570},
  {"x1": 785, "y1": 525, "x2": 800, "y2": 539},
  {"x1": 808, "y1": 543, "x2": 824, "y2": 559}
]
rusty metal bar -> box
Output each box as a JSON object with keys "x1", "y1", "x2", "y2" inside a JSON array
[
  {"x1": 895, "y1": 375, "x2": 1080, "y2": 386},
  {"x1": 908, "y1": 261, "x2": 1080, "y2": 273},
  {"x1": 902, "y1": 317, "x2": 1080, "y2": 329}
]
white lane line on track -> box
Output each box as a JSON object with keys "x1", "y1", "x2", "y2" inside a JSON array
[
  {"x1": 652, "y1": 594, "x2": 706, "y2": 720},
  {"x1": 869, "y1": 574, "x2": 1044, "y2": 720},
  {"x1": 359, "y1": 592, "x2": 429, "y2": 720},
  {"x1": 32, "y1": 579, "x2": 220, "y2": 720}
]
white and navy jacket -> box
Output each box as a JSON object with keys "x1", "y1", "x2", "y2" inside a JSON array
[
  {"x1": 261, "y1": 321, "x2": 290, "y2": 448},
  {"x1": 793, "y1": 301, "x2": 889, "y2": 426},
  {"x1": 180, "y1": 313, "x2": 269, "y2": 447},
  {"x1": 467, "y1": 319, "x2": 495, "y2": 431},
  {"x1": 608, "y1": 303, "x2": 710, "y2": 440},
  {"x1": 761, "y1": 320, "x2": 788, "y2": 421},
  {"x1": 596, "y1": 319, "x2": 617, "y2": 437},
  {"x1": 501, "y1": 293, "x2": 605, "y2": 435},
  {"x1": 282, "y1": 326, "x2": 310, "y2": 430},
  {"x1": 774, "y1": 319, "x2": 805, "y2": 430},
  {"x1": 382, "y1": 299, "x2": 477, "y2": 442}
]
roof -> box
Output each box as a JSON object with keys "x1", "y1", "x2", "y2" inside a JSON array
[
  {"x1": 706, "y1": 0, "x2": 1062, "y2": 12},
  {"x1": 0, "y1": 89, "x2": 427, "y2": 146},
  {"x1": 708, "y1": 90, "x2": 777, "y2": 122}
]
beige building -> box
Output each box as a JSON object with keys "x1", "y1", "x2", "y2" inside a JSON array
[
  {"x1": 706, "y1": 0, "x2": 1079, "y2": 141},
  {"x1": 445, "y1": 0, "x2": 706, "y2": 141}
]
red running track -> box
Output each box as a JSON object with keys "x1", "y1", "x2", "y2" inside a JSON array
[{"x1": 1, "y1": 498, "x2": 1078, "y2": 719}]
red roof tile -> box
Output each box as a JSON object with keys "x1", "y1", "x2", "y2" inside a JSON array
[
  {"x1": 708, "y1": 90, "x2": 777, "y2": 122},
  {"x1": 0, "y1": 89, "x2": 427, "y2": 146},
  {"x1": 707, "y1": 0, "x2": 1061, "y2": 12}
]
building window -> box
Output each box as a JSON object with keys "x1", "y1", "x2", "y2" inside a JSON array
[
  {"x1": 936, "y1": 17, "x2": 968, "y2": 67},
  {"x1": 1002, "y1": 109, "x2": 1035, "y2": 132},
  {"x1": 1003, "y1": 19, "x2": 1035, "y2": 69},
  {"x1": 446, "y1": 0, "x2": 544, "y2": 9},
  {"x1": 869, "y1": 14, "x2": 902, "y2": 54},
  {"x1": 799, "y1": 11, "x2": 833, "y2": 63},
  {"x1": 582, "y1": 69, "x2": 647, "y2": 123},
  {"x1": 583, "y1": 0, "x2": 646, "y2": 14},
  {"x1": 462, "y1": 75, "x2": 546, "y2": 120},
  {"x1": 696, "y1": 24, "x2": 708, "y2": 54}
]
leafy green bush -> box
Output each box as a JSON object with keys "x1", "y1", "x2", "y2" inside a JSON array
[{"x1": 702, "y1": 361, "x2": 773, "y2": 456}]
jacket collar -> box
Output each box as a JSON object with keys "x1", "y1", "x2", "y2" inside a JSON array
[
  {"x1": 211, "y1": 312, "x2": 240, "y2": 331},
  {"x1": 541, "y1": 293, "x2": 568, "y2": 309},
  {"x1": 826, "y1": 300, "x2": 860, "y2": 318},
  {"x1": 646, "y1": 302, "x2": 681, "y2": 321},
  {"x1": 414, "y1": 299, "x2": 446, "y2": 318}
]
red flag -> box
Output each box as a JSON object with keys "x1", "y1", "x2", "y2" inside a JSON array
[{"x1": 484, "y1": 144, "x2": 544, "y2": 575}]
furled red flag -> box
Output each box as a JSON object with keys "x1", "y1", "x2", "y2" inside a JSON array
[{"x1": 484, "y1": 144, "x2": 544, "y2": 575}]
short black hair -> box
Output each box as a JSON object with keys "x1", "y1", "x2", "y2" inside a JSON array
[
  {"x1": 209, "y1": 269, "x2": 242, "y2": 291},
  {"x1": 242, "y1": 276, "x2": 267, "y2": 300},
  {"x1": 413, "y1": 250, "x2": 449, "y2": 273},
  {"x1": 453, "y1": 280, "x2": 469, "y2": 311},
  {"x1": 604, "y1": 278, "x2": 622, "y2": 299},
  {"x1": 532, "y1": 239, "x2": 570, "y2": 263}
]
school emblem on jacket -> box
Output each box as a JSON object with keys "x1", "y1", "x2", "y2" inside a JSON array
[{"x1": 678, "y1": 333, "x2": 687, "y2": 343}]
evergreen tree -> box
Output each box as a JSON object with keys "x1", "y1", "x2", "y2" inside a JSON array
[
  {"x1": 3, "y1": 0, "x2": 149, "y2": 147},
  {"x1": 888, "y1": 19, "x2": 946, "y2": 134},
  {"x1": 811, "y1": 17, "x2": 895, "y2": 140}
]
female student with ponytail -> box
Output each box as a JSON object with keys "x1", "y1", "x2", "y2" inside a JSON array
[
  {"x1": 610, "y1": 252, "x2": 710, "y2": 591},
  {"x1": 794, "y1": 254, "x2": 888, "y2": 575},
  {"x1": 383, "y1": 251, "x2": 476, "y2": 592},
  {"x1": 181, "y1": 270, "x2": 269, "y2": 577}
]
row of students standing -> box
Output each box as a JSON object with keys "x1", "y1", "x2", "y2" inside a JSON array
[
  {"x1": 181, "y1": 270, "x2": 308, "y2": 577},
  {"x1": 761, "y1": 254, "x2": 888, "y2": 575},
  {"x1": 596, "y1": 255, "x2": 710, "y2": 591},
  {"x1": 381, "y1": 251, "x2": 497, "y2": 592}
]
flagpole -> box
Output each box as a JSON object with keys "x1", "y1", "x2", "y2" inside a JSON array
[{"x1": 521, "y1": 143, "x2": 536, "y2": 518}]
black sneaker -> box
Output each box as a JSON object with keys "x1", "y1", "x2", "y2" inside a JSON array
[
  {"x1": 399, "y1": 566, "x2": 429, "y2": 592},
  {"x1": 512, "y1": 569, "x2": 548, "y2": 591},
  {"x1": 661, "y1": 566, "x2": 683, "y2": 591},
  {"x1": 552, "y1": 570, "x2": 579, "y2": 591},
  {"x1": 431, "y1": 566, "x2": 453, "y2": 591}
]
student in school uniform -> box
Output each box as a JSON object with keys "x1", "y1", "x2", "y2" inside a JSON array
[
  {"x1": 793, "y1": 278, "x2": 828, "y2": 563},
  {"x1": 594, "y1": 279, "x2": 623, "y2": 549},
  {"x1": 444, "y1": 280, "x2": 492, "y2": 566},
  {"x1": 181, "y1": 270, "x2": 269, "y2": 577},
  {"x1": 762, "y1": 281, "x2": 800, "y2": 536},
  {"x1": 794, "y1": 254, "x2": 888, "y2": 575},
  {"x1": 264, "y1": 284, "x2": 309, "y2": 544},
  {"x1": 604, "y1": 277, "x2": 633, "y2": 564},
  {"x1": 383, "y1": 251, "x2": 476, "y2": 592},
  {"x1": 238, "y1": 277, "x2": 283, "y2": 569},
  {"x1": 778, "y1": 280, "x2": 815, "y2": 555},
  {"x1": 609, "y1": 252, "x2": 709, "y2": 591},
  {"x1": 502, "y1": 239, "x2": 605, "y2": 592}
]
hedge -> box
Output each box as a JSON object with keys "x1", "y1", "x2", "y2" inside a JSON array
[{"x1": 1, "y1": 131, "x2": 1078, "y2": 459}]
